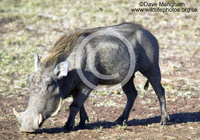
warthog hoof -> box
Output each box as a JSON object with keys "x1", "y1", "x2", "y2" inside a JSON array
[{"x1": 160, "y1": 113, "x2": 170, "y2": 125}]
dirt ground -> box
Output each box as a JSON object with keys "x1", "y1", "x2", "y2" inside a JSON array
[
  {"x1": 0, "y1": 0, "x2": 200, "y2": 140},
  {"x1": 0, "y1": 47, "x2": 200, "y2": 140},
  {"x1": 0, "y1": 79, "x2": 200, "y2": 140},
  {"x1": 0, "y1": 57, "x2": 200, "y2": 140}
]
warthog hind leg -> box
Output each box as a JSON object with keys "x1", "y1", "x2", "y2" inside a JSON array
[{"x1": 115, "y1": 76, "x2": 137, "y2": 125}]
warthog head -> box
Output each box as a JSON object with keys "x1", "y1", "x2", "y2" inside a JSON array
[{"x1": 13, "y1": 55, "x2": 69, "y2": 132}]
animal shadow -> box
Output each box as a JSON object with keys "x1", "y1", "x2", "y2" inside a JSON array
[{"x1": 37, "y1": 111, "x2": 200, "y2": 134}]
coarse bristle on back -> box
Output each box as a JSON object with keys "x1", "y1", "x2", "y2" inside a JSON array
[
  {"x1": 41, "y1": 29, "x2": 96, "y2": 68},
  {"x1": 41, "y1": 22, "x2": 142, "y2": 68}
]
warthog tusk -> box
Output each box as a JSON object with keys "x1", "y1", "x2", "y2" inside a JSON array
[
  {"x1": 51, "y1": 98, "x2": 62, "y2": 117},
  {"x1": 13, "y1": 108, "x2": 19, "y2": 116},
  {"x1": 38, "y1": 114, "x2": 43, "y2": 124}
]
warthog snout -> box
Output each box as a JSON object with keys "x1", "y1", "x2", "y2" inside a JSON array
[{"x1": 13, "y1": 108, "x2": 43, "y2": 132}]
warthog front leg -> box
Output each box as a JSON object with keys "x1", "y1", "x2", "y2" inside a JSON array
[
  {"x1": 63, "y1": 86, "x2": 93, "y2": 131},
  {"x1": 71, "y1": 89, "x2": 89, "y2": 127},
  {"x1": 78, "y1": 105, "x2": 89, "y2": 127}
]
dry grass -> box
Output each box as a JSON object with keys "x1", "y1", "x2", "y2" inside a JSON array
[{"x1": 0, "y1": 0, "x2": 199, "y2": 97}]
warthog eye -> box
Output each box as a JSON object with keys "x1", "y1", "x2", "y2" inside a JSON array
[
  {"x1": 45, "y1": 78, "x2": 54, "y2": 87},
  {"x1": 45, "y1": 78, "x2": 58, "y2": 93}
]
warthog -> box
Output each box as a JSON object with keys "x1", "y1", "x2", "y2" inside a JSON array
[{"x1": 13, "y1": 22, "x2": 169, "y2": 132}]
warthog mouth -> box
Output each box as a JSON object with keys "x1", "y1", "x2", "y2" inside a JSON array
[
  {"x1": 13, "y1": 98, "x2": 62, "y2": 133},
  {"x1": 19, "y1": 128, "x2": 36, "y2": 133},
  {"x1": 13, "y1": 108, "x2": 43, "y2": 133}
]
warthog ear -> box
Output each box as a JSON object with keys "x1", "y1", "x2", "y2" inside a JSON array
[
  {"x1": 35, "y1": 54, "x2": 41, "y2": 71},
  {"x1": 53, "y1": 61, "x2": 70, "y2": 79}
]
